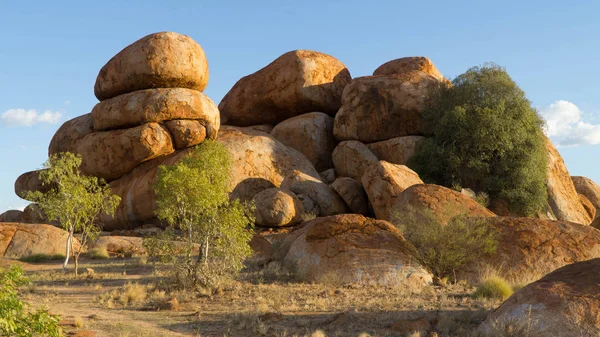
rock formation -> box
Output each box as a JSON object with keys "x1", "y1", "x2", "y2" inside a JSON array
[
  {"x1": 572, "y1": 176, "x2": 600, "y2": 219},
  {"x1": 0, "y1": 223, "x2": 79, "y2": 258}
]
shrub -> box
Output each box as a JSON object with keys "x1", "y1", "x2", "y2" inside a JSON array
[
  {"x1": 473, "y1": 276, "x2": 514, "y2": 300},
  {"x1": 19, "y1": 253, "x2": 65, "y2": 263},
  {"x1": 0, "y1": 265, "x2": 62, "y2": 336},
  {"x1": 393, "y1": 208, "x2": 498, "y2": 281},
  {"x1": 85, "y1": 247, "x2": 109, "y2": 260},
  {"x1": 410, "y1": 63, "x2": 548, "y2": 216}
]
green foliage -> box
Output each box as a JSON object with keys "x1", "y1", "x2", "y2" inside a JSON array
[
  {"x1": 18, "y1": 254, "x2": 65, "y2": 263},
  {"x1": 393, "y1": 209, "x2": 498, "y2": 281},
  {"x1": 24, "y1": 152, "x2": 121, "y2": 274},
  {"x1": 473, "y1": 276, "x2": 514, "y2": 300},
  {"x1": 85, "y1": 248, "x2": 109, "y2": 260},
  {"x1": 149, "y1": 141, "x2": 255, "y2": 290},
  {"x1": 0, "y1": 265, "x2": 62, "y2": 337},
  {"x1": 410, "y1": 63, "x2": 548, "y2": 216}
]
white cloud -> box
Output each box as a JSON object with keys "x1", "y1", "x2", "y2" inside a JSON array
[
  {"x1": 1, "y1": 108, "x2": 62, "y2": 127},
  {"x1": 539, "y1": 100, "x2": 600, "y2": 147}
]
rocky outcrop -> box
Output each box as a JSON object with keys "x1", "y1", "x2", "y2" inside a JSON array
[
  {"x1": 332, "y1": 141, "x2": 378, "y2": 181},
  {"x1": 579, "y1": 194, "x2": 596, "y2": 221},
  {"x1": 253, "y1": 188, "x2": 304, "y2": 227},
  {"x1": 270, "y1": 112, "x2": 337, "y2": 171},
  {"x1": 361, "y1": 161, "x2": 423, "y2": 221},
  {"x1": 76, "y1": 123, "x2": 175, "y2": 181},
  {"x1": 458, "y1": 217, "x2": 600, "y2": 283},
  {"x1": 0, "y1": 210, "x2": 24, "y2": 223},
  {"x1": 94, "y1": 32, "x2": 209, "y2": 101},
  {"x1": 331, "y1": 177, "x2": 369, "y2": 215},
  {"x1": 333, "y1": 72, "x2": 441, "y2": 143},
  {"x1": 478, "y1": 259, "x2": 600, "y2": 337},
  {"x1": 393, "y1": 184, "x2": 495, "y2": 225},
  {"x1": 373, "y1": 57, "x2": 445, "y2": 82},
  {"x1": 91, "y1": 88, "x2": 219, "y2": 133},
  {"x1": 545, "y1": 138, "x2": 591, "y2": 225},
  {"x1": 48, "y1": 114, "x2": 94, "y2": 156},
  {"x1": 219, "y1": 50, "x2": 351, "y2": 126},
  {"x1": 0, "y1": 223, "x2": 79, "y2": 258},
  {"x1": 282, "y1": 214, "x2": 432, "y2": 286},
  {"x1": 572, "y1": 176, "x2": 600, "y2": 219},
  {"x1": 366, "y1": 136, "x2": 424, "y2": 166},
  {"x1": 280, "y1": 170, "x2": 348, "y2": 217}
]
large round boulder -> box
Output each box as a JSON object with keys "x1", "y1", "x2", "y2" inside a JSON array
[
  {"x1": 48, "y1": 114, "x2": 94, "y2": 156},
  {"x1": 332, "y1": 141, "x2": 379, "y2": 181},
  {"x1": 164, "y1": 119, "x2": 207, "y2": 150},
  {"x1": 94, "y1": 32, "x2": 209, "y2": 101},
  {"x1": 545, "y1": 137, "x2": 591, "y2": 225},
  {"x1": 280, "y1": 170, "x2": 348, "y2": 217},
  {"x1": 572, "y1": 176, "x2": 600, "y2": 219},
  {"x1": 91, "y1": 88, "x2": 219, "y2": 134},
  {"x1": 373, "y1": 56, "x2": 444, "y2": 82},
  {"x1": 14, "y1": 170, "x2": 52, "y2": 199},
  {"x1": 282, "y1": 214, "x2": 432, "y2": 287},
  {"x1": 393, "y1": 184, "x2": 495, "y2": 225},
  {"x1": 579, "y1": 194, "x2": 596, "y2": 220},
  {"x1": 219, "y1": 50, "x2": 351, "y2": 126},
  {"x1": 333, "y1": 72, "x2": 441, "y2": 143},
  {"x1": 366, "y1": 136, "x2": 424, "y2": 166},
  {"x1": 0, "y1": 210, "x2": 24, "y2": 223},
  {"x1": 478, "y1": 259, "x2": 600, "y2": 337},
  {"x1": 330, "y1": 177, "x2": 369, "y2": 215},
  {"x1": 253, "y1": 188, "x2": 304, "y2": 227},
  {"x1": 270, "y1": 112, "x2": 337, "y2": 171},
  {"x1": 76, "y1": 122, "x2": 175, "y2": 181},
  {"x1": 361, "y1": 161, "x2": 424, "y2": 221},
  {"x1": 457, "y1": 217, "x2": 600, "y2": 283},
  {"x1": 0, "y1": 223, "x2": 79, "y2": 259}
]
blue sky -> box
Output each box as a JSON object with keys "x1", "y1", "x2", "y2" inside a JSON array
[{"x1": 1, "y1": 0, "x2": 599, "y2": 213}]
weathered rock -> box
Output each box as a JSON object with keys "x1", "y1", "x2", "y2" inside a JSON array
[
  {"x1": 361, "y1": 161, "x2": 424, "y2": 221},
  {"x1": 579, "y1": 194, "x2": 596, "y2": 221},
  {"x1": 91, "y1": 88, "x2": 219, "y2": 134},
  {"x1": 219, "y1": 50, "x2": 351, "y2": 126},
  {"x1": 458, "y1": 217, "x2": 600, "y2": 284},
  {"x1": 478, "y1": 259, "x2": 600, "y2": 337},
  {"x1": 48, "y1": 114, "x2": 94, "y2": 156},
  {"x1": 332, "y1": 141, "x2": 379, "y2": 181},
  {"x1": 253, "y1": 188, "x2": 304, "y2": 227},
  {"x1": 245, "y1": 125, "x2": 274, "y2": 134},
  {"x1": 572, "y1": 176, "x2": 600, "y2": 219},
  {"x1": 592, "y1": 217, "x2": 600, "y2": 230},
  {"x1": 14, "y1": 170, "x2": 52, "y2": 199},
  {"x1": 393, "y1": 184, "x2": 495, "y2": 225},
  {"x1": 333, "y1": 72, "x2": 440, "y2": 143},
  {"x1": 366, "y1": 136, "x2": 424, "y2": 165},
  {"x1": 164, "y1": 119, "x2": 207, "y2": 149},
  {"x1": 94, "y1": 32, "x2": 209, "y2": 100},
  {"x1": 88, "y1": 236, "x2": 144, "y2": 257},
  {"x1": 319, "y1": 169, "x2": 336, "y2": 184},
  {"x1": 331, "y1": 177, "x2": 369, "y2": 215},
  {"x1": 297, "y1": 194, "x2": 319, "y2": 219},
  {"x1": 249, "y1": 234, "x2": 273, "y2": 266},
  {"x1": 102, "y1": 126, "x2": 321, "y2": 229},
  {"x1": 22, "y1": 204, "x2": 48, "y2": 224},
  {"x1": 0, "y1": 223, "x2": 79, "y2": 258},
  {"x1": 373, "y1": 56, "x2": 444, "y2": 82},
  {"x1": 270, "y1": 112, "x2": 337, "y2": 171},
  {"x1": 0, "y1": 210, "x2": 24, "y2": 223},
  {"x1": 545, "y1": 137, "x2": 591, "y2": 225},
  {"x1": 282, "y1": 214, "x2": 432, "y2": 287},
  {"x1": 280, "y1": 170, "x2": 348, "y2": 217},
  {"x1": 76, "y1": 122, "x2": 175, "y2": 181}
]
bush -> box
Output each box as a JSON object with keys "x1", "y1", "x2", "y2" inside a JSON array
[
  {"x1": 0, "y1": 265, "x2": 62, "y2": 336},
  {"x1": 473, "y1": 276, "x2": 514, "y2": 300},
  {"x1": 393, "y1": 209, "x2": 498, "y2": 281},
  {"x1": 19, "y1": 254, "x2": 65, "y2": 263},
  {"x1": 410, "y1": 63, "x2": 548, "y2": 216},
  {"x1": 85, "y1": 247, "x2": 109, "y2": 260}
]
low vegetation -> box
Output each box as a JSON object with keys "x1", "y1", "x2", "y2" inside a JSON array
[
  {"x1": 472, "y1": 276, "x2": 514, "y2": 300},
  {"x1": 19, "y1": 253, "x2": 65, "y2": 263},
  {"x1": 410, "y1": 63, "x2": 549, "y2": 216}
]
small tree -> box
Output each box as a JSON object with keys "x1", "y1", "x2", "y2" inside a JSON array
[
  {"x1": 25, "y1": 152, "x2": 120, "y2": 275},
  {"x1": 149, "y1": 140, "x2": 254, "y2": 289},
  {"x1": 0, "y1": 265, "x2": 62, "y2": 336},
  {"x1": 410, "y1": 63, "x2": 548, "y2": 216}
]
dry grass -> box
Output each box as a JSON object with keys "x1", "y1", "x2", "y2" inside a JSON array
[{"x1": 86, "y1": 247, "x2": 110, "y2": 259}]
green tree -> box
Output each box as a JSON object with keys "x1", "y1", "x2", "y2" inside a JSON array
[
  {"x1": 25, "y1": 152, "x2": 120, "y2": 275},
  {"x1": 0, "y1": 265, "x2": 62, "y2": 337},
  {"x1": 149, "y1": 140, "x2": 254, "y2": 289},
  {"x1": 410, "y1": 63, "x2": 548, "y2": 216}
]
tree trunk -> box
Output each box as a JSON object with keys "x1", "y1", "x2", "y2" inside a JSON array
[
  {"x1": 203, "y1": 237, "x2": 209, "y2": 267},
  {"x1": 63, "y1": 228, "x2": 73, "y2": 272}
]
